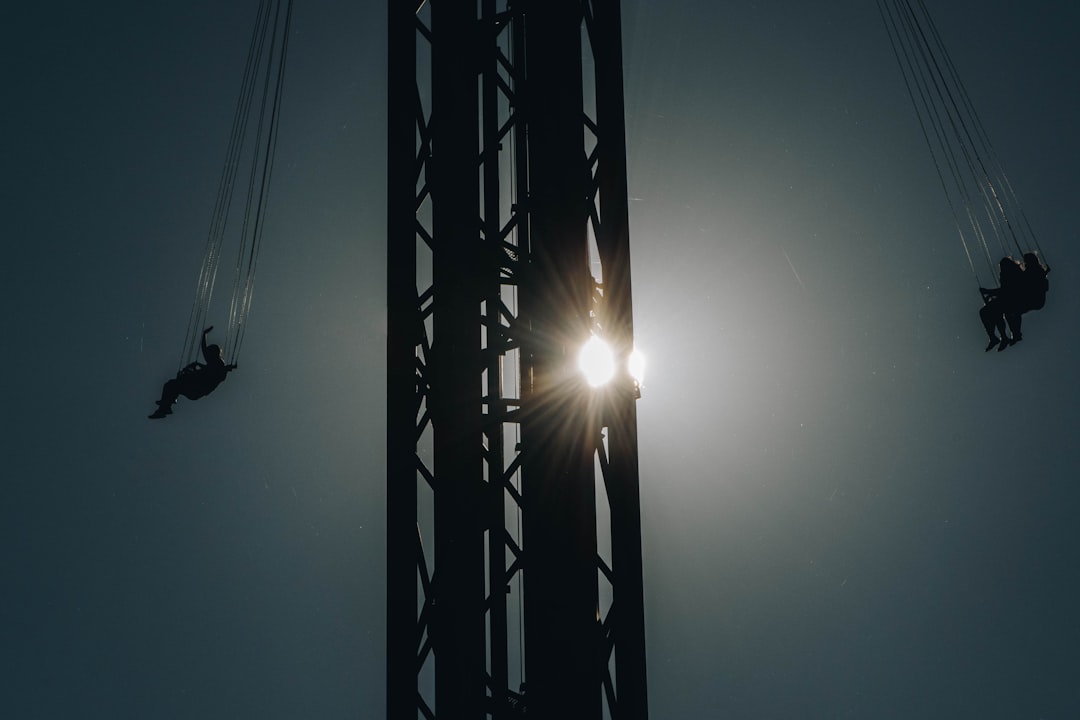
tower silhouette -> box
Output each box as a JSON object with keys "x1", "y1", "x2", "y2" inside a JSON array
[{"x1": 387, "y1": 1, "x2": 647, "y2": 717}]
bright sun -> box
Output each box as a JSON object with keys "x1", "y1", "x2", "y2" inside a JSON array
[
  {"x1": 577, "y1": 337, "x2": 647, "y2": 388},
  {"x1": 578, "y1": 336, "x2": 616, "y2": 387}
]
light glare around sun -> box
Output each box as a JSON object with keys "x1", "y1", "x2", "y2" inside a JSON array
[{"x1": 629, "y1": 348, "x2": 646, "y2": 384}]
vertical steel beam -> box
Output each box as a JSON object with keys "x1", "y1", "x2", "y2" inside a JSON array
[
  {"x1": 518, "y1": 1, "x2": 603, "y2": 717},
  {"x1": 429, "y1": 2, "x2": 487, "y2": 718},
  {"x1": 590, "y1": 1, "x2": 649, "y2": 716},
  {"x1": 481, "y1": 2, "x2": 510, "y2": 718}
]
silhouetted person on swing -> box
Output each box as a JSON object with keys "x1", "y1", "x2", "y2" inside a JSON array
[
  {"x1": 1002, "y1": 252, "x2": 1050, "y2": 345},
  {"x1": 979, "y1": 256, "x2": 1023, "y2": 351},
  {"x1": 149, "y1": 327, "x2": 237, "y2": 419}
]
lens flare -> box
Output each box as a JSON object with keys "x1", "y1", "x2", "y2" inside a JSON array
[{"x1": 628, "y1": 348, "x2": 646, "y2": 385}]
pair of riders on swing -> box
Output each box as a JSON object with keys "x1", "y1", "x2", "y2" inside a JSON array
[{"x1": 979, "y1": 252, "x2": 1049, "y2": 352}]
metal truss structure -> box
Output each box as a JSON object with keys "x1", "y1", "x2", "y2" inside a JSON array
[{"x1": 387, "y1": 1, "x2": 647, "y2": 717}]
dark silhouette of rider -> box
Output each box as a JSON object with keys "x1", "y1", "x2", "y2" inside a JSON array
[
  {"x1": 979, "y1": 257, "x2": 1023, "y2": 351},
  {"x1": 1002, "y1": 252, "x2": 1050, "y2": 344},
  {"x1": 149, "y1": 327, "x2": 237, "y2": 419},
  {"x1": 1021, "y1": 252, "x2": 1050, "y2": 309}
]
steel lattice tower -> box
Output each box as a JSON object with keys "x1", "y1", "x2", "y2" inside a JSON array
[{"x1": 387, "y1": 1, "x2": 647, "y2": 717}]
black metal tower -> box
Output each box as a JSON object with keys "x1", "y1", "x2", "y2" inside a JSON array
[{"x1": 387, "y1": 1, "x2": 647, "y2": 718}]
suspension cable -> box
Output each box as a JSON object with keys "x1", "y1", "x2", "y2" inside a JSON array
[
  {"x1": 230, "y1": 0, "x2": 294, "y2": 365},
  {"x1": 179, "y1": 0, "x2": 291, "y2": 369},
  {"x1": 878, "y1": 0, "x2": 1043, "y2": 289},
  {"x1": 181, "y1": 0, "x2": 273, "y2": 369}
]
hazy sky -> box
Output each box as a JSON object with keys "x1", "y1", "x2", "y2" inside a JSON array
[{"x1": 4, "y1": 1, "x2": 1079, "y2": 717}]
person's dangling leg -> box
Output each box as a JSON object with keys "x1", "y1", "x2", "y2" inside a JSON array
[
  {"x1": 1005, "y1": 312, "x2": 1022, "y2": 344},
  {"x1": 979, "y1": 302, "x2": 1001, "y2": 351},
  {"x1": 994, "y1": 311, "x2": 1010, "y2": 351},
  {"x1": 149, "y1": 378, "x2": 181, "y2": 419}
]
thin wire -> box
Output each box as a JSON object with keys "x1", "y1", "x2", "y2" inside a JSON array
[
  {"x1": 880, "y1": 0, "x2": 1043, "y2": 291},
  {"x1": 917, "y1": 0, "x2": 1034, "y2": 261},
  {"x1": 229, "y1": 1, "x2": 277, "y2": 360},
  {"x1": 231, "y1": 0, "x2": 293, "y2": 364},
  {"x1": 878, "y1": 0, "x2": 981, "y2": 280},
  {"x1": 911, "y1": 0, "x2": 1023, "y2": 260},
  {"x1": 177, "y1": 0, "x2": 290, "y2": 369},
  {"x1": 897, "y1": 0, "x2": 991, "y2": 265},
  {"x1": 226, "y1": 0, "x2": 277, "y2": 361},
  {"x1": 181, "y1": 0, "x2": 273, "y2": 369}
]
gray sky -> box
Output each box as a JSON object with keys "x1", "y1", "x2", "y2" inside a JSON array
[{"x1": 4, "y1": 1, "x2": 1079, "y2": 717}]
